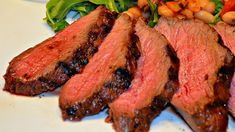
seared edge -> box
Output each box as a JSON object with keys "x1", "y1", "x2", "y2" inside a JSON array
[
  {"x1": 157, "y1": 17, "x2": 232, "y2": 132},
  {"x1": 4, "y1": 9, "x2": 117, "y2": 96},
  {"x1": 109, "y1": 45, "x2": 179, "y2": 132},
  {"x1": 215, "y1": 22, "x2": 235, "y2": 117},
  {"x1": 176, "y1": 51, "x2": 234, "y2": 132},
  {"x1": 60, "y1": 36, "x2": 140, "y2": 120}
]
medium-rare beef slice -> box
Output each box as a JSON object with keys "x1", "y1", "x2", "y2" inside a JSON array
[
  {"x1": 59, "y1": 13, "x2": 140, "y2": 121},
  {"x1": 215, "y1": 22, "x2": 235, "y2": 117},
  {"x1": 109, "y1": 19, "x2": 179, "y2": 132},
  {"x1": 215, "y1": 22, "x2": 235, "y2": 54},
  {"x1": 3, "y1": 6, "x2": 116, "y2": 96},
  {"x1": 156, "y1": 17, "x2": 232, "y2": 132}
]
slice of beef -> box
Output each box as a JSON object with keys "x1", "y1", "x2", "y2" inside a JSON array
[
  {"x1": 215, "y1": 22, "x2": 235, "y2": 54},
  {"x1": 156, "y1": 17, "x2": 232, "y2": 132},
  {"x1": 108, "y1": 19, "x2": 179, "y2": 132},
  {"x1": 3, "y1": 6, "x2": 116, "y2": 96},
  {"x1": 215, "y1": 22, "x2": 235, "y2": 117},
  {"x1": 59, "y1": 13, "x2": 140, "y2": 121}
]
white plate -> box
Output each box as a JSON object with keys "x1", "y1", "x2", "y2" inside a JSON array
[{"x1": 0, "y1": 1, "x2": 234, "y2": 132}]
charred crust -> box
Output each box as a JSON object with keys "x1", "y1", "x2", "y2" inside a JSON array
[
  {"x1": 168, "y1": 66, "x2": 179, "y2": 81},
  {"x1": 38, "y1": 77, "x2": 59, "y2": 88},
  {"x1": 129, "y1": 35, "x2": 141, "y2": 60},
  {"x1": 3, "y1": 10, "x2": 117, "y2": 96},
  {"x1": 61, "y1": 35, "x2": 140, "y2": 120},
  {"x1": 112, "y1": 95, "x2": 170, "y2": 132},
  {"x1": 66, "y1": 107, "x2": 77, "y2": 117},
  {"x1": 214, "y1": 51, "x2": 234, "y2": 104},
  {"x1": 191, "y1": 106, "x2": 228, "y2": 132},
  {"x1": 187, "y1": 51, "x2": 234, "y2": 132},
  {"x1": 58, "y1": 62, "x2": 76, "y2": 77},
  {"x1": 186, "y1": 24, "x2": 235, "y2": 132},
  {"x1": 111, "y1": 78, "x2": 179, "y2": 132},
  {"x1": 125, "y1": 69, "x2": 178, "y2": 131},
  {"x1": 111, "y1": 45, "x2": 179, "y2": 132},
  {"x1": 165, "y1": 44, "x2": 179, "y2": 65},
  {"x1": 61, "y1": 67, "x2": 133, "y2": 121},
  {"x1": 105, "y1": 68, "x2": 132, "y2": 91},
  {"x1": 115, "y1": 68, "x2": 131, "y2": 80},
  {"x1": 125, "y1": 35, "x2": 141, "y2": 77}
]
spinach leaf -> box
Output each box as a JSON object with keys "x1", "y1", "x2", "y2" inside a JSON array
[
  {"x1": 45, "y1": 0, "x2": 136, "y2": 32},
  {"x1": 212, "y1": 0, "x2": 224, "y2": 15},
  {"x1": 48, "y1": 0, "x2": 85, "y2": 21},
  {"x1": 147, "y1": 0, "x2": 159, "y2": 27},
  {"x1": 72, "y1": 2, "x2": 97, "y2": 17},
  {"x1": 105, "y1": 0, "x2": 119, "y2": 12},
  {"x1": 117, "y1": 0, "x2": 135, "y2": 12},
  {"x1": 48, "y1": 19, "x2": 69, "y2": 32},
  {"x1": 211, "y1": 0, "x2": 224, "y2": 24},
  {"x1": 45, "y1": 0, "x2": 86, "y2": 32}
]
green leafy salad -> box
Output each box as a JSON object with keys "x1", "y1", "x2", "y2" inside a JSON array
[
  {"x1": 45, "y1": 0, "x2": 136, "y2": 32},
  {"x1": 44, "y1": 0, "x2": 225, "y2": 32}
]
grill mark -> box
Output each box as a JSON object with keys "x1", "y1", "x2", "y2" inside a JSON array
[
  {"x1": 61, "y1": 37, "x2": 140, "y2": 120},
  {"x1": 178, "y1": 24, "x2": 235, "y2": 132},
  {"x1": 188, "y1": 51, "x2": 234, "y2": 132},
  {"x1": 130, "y1": 67, "x2": 178, "y2": 130},
  {"x1": 165, "y1": 44, "x2": 179, "y2": 65},
  {"x1": 191, "y1": 105, "x2": 228, "y2": 132},
  {"x1": 41, "y1": 13, "x2": 115, "y2": 92},
  {"x1": 23, "y1": 73, "x2": 30, "y2": 80},
  {"x1": 58, "y1": 62, "x2": 76, "y2": 77},
  {"x1": 56, "y1": 11, "x2": 117, "y2": 77},
  {"x1": 110, "y1": 44, "x2": 179, "y2": 131},
  {"x1": 62, "y1": 67, "x2": 133, "y2": 120},
  {"x1": 110, "y1": 66, "x2": 179, "y2": 132},
  {"x1": 3, "y1": 10, "x2": 117, "y2": 96},
  {"x1": 104, "y1": 68, "x2": 132, "y2": 91},
  {"x1": 130, "y1": 35, "x2": 141, "y2": 60},
  {"x1": 88, "y1": 31, "x2": 98, "y2": 43},
  {"x1": 113, "y1": 95, "x2": 170, "y2": 132},
  {"x1": 214, "y1": 61, "x2": 234, "y2": 103}
]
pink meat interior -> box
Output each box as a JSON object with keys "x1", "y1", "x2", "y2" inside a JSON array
[
  {"x1": 156, "y1": 17, "x2": 227, "y2": 114},
  {"x1": 110, "y1": 19, "x2": 171, "y2": 117},
  {"x1": 59, "y1": 14, "x2": 133, "y2": 105}
]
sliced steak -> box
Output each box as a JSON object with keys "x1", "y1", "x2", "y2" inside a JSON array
[
  {"x1": 59, "y1": 13, "x2": 140, "y2": 121},
  {"x1": 109, "y1": 19, "x2": 178, "y2": 132},
  {"x1": 156, "y1": 17, "x2": 232, "y2": 132},
  {"x1": 215, "y1": 22, "x2": 235, "y2": 54},
  {"x1": 3, "y1": 6, "x2": 116, "y2": 96},
  {"x1": 215, "y1": 22, "x2": 235, "y2": 117}
]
